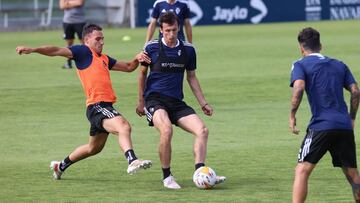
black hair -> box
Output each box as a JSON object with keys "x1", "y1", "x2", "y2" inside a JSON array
[
  {"x1": 159, "y1": 11, "x2": 179, "y2": 28},
  {"x1": 82, "y1": 23, "x2": 102, "y2": 39},
  {"x1": 297, "y1": 27, "x2": 321, "y2": 52}
]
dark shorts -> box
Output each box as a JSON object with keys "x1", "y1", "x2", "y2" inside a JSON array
[
  {"x1": 86, "y1": 102, "x2": 121, "y2": 136},
  {"x1": 144, "y1": 93, "x2": 195, "y2": 126},
  {"x1": 63, "y1": 22, "x2": 86, "y2": 40},
  {"x1": 297, "y1": 129, "x2": 357, "y2": 168}
]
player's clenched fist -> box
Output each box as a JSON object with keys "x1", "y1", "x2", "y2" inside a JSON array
[{"x1": 16, "y1": 46, "x2": 33, "y2": 55}]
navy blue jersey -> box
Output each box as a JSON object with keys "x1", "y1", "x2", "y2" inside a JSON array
[
  {"x1": 290, "y1": 53, "x2": 356, "y2": 131},
  {"x1": 69, "y1": 45, "x2": 116, "y2": 70},
  {"x1": 143, "y1": 38, "x2": 196, "y2": 100},
  {"x1": 151, "y1": 0, "x2": 190, "y2": 41}
]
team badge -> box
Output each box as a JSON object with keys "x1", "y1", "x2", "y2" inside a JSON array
[
  {"x1": 178, "y1": 50, "x2": 181, "y2": 56},
  {"x1": 175, "y1": 7, "x2": 180, "y2": 14}
]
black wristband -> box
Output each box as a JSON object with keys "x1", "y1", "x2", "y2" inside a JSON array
[{"x1": 201, "y1": 103, "x2": 208, "y2": 109}]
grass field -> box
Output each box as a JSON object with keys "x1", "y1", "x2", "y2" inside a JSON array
[{"x1": 0, "y1": 20, "x2": 359, "y2": 202}]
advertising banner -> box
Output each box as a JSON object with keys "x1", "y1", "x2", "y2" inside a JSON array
[{"x1": 136, "y1": 0, "x2": 360, "y2": 27}]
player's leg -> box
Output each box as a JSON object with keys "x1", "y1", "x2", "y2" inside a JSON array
[
  {"x1": 152, "y1": 109, "x2": 173, "y2": 169},
  {"x1": 62, "y1": 23, "x2": 75, "y2": 68},
  {"x1": 177, "y1": 114, "x2": 208, "y2": 165},
  {"x1": 102, "y1": 115, "x2": 133, "y2": 153},
  {"x1": 293, "y1": 130, "x2": 328, "y2": 202},
  {"x1": 177, "y1": 114, "x2": 225, "y2": 184},
  {"x1": 292, "y1": 162, "x2": 315, "y2": 203},
  {"x1": 331, "y1": 130, "x2": 360, "y2": 201},
  {"x1": 74, "y1": 22, "x2": 86, "y2": 44},
  {"x1": 152, "y1": 109, "x2": 181, "y2": 189},
  {"x1": 102, "y1": 114, "x2": 152, "y2": 174},
  {"x1": 342, "y1": 167, "x2": 360, "y2": 201},
  {"x1": 50, "y1": 132, "x2": 109, "y2": 180},
  {"x1": 69, "y1": 132, "x2": 109, "y2": 161}
]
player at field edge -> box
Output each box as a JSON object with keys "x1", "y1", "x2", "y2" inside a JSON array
[
  {"x1": 16, "y1": 24, "x2": 152, "y2": 180},
  {"x1": 137, "y1": 11, "x2": 225, "y2": 189},
  {"x1": 59, "y1": 0, "x2": 86, "y2": 69},
  {"x1": 145, "y1": 0, "x2": 192, "y2": 43},
  {"x1": 289, "y1": 27, "x2": 360, "y2": 203}
]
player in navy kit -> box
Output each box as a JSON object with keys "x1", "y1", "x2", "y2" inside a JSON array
[
  {"x1": 137, "y1": 12, "x2": 224, "y2": 189},
  {"x1": 145, "y1": 0, "x2": 192, "y2": 43},
  {"x1": 290, "y1": 27, "x2": 360, "y2": 202}
]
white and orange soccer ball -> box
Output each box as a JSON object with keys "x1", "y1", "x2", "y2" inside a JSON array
[{"x1": 192, "y1": 166, "x2": 217, "y2": 189}]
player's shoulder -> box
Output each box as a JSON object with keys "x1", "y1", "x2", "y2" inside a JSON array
[
  {"x1": 144, "y1": 39, "x2": 159, "y2": 47},
  {"x1": 153, "y1": 0, "x2": 167, "y2": 7},
  {"x1": 293, "y1": 57, "x2": 303, "y2": 64},
  {"x1": 177, "y1": 0, "x2": 190, "y2": 7},
  {"x1": 291, "y1": 57, "x2": 304, "y2": 71},
  {"x1": 326, "y1": 56, "x2": 345, "y2": 65},
  {"x1": 182, "y1": 41, "x2": 195, "y2": 51},
  {"x1": 70, "y1": 44, "x2": 86, "y2": 49},
  {"x1": 182, "y1": 41, "x2": 196, "y2": 58},
  {"x1": 69, "y1": 44, "x2": 90, "y2": 54},
  {"x1": 144, "y1": 39, "x2": 160, "y2": 52}
]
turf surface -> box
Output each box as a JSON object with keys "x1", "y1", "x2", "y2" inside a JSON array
[{"x1": 0, "y1": 20, "x2": 359, "y2": 202}]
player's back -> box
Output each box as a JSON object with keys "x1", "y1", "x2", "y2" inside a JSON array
[{"x1": 295, "y1": 53, "x2": 353, "y2": 130}]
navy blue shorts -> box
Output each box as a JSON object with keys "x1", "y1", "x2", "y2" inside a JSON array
[
  {"x1": 298, "y1": 129, "x2": 357, "y2": 168},
  {"x1": 144, "y1": 93, "x2": 195, "y2": 126},
  {"x1": 86, "y1": 102, "x2": 121, "y2": 136}
]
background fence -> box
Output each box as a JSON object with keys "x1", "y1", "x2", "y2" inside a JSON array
[{"x1": 0, "y1": 0, "x2": 132, "y2": 31}]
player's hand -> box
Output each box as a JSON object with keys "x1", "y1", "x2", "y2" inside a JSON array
[
  {"x1": 136, "y1": 51, "x2": 151, "y2": 64},
  {"x1": 289, "y1": 117, "x2": 300, "y2": 135},
  {"x1": 202, "y1": 104, "x2": 213, "y2": 116},
  {"x1": 136, "y1": 101, "x2": 145, "y2": 116},
  {"x1": 16, "y1": 46, "x2": 33, "y2": 55}
]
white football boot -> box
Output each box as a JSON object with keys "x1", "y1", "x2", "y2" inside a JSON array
[
  {"x1": 127, "y1": 159, "x2": 152, "y2": 174},
  {"x1": 50, "y1": 161, "x2": 63, "y2": 180},
  {"x1": 163, "y1": 175, "x2": 181, "y2": 189},
  {"x1": 215, "y1": 175, "x2": 226, "y2": 185}
]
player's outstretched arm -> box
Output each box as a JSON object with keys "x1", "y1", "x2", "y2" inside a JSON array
[
  {"x1": 348, "y1": 83, "x2": 360, "y2": 128},
  {"x1": 16, "y1": 45, "x2": 73, "y2": 58},
  {"x1": 289, "y1": 79, "x2": 305, "y2": 135},
  {"x1": 111, "y1": 52, "x2": 150, "y2": 72},
  {"x1": 186, "y1": 70, "x2": 213, "y2": 116}
]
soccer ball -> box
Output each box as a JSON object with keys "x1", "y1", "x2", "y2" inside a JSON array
[{"x1": 193, "y1": 166, "x2": 217, "y2": 189}]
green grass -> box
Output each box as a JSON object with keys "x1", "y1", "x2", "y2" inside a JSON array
[{"x1": 1, "y1": 20, "x2": 360, "y2": 202}]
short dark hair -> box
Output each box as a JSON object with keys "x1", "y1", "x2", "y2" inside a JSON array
[
  {"x1": 82, "y1": 23, "x2": 102, "y2": 38},
  {"x1": 159, "y1": 11, "x2": 179, "y2": 28},
  {"x1": 297, "y1": 27, "x2": 321, "y2": 52}
]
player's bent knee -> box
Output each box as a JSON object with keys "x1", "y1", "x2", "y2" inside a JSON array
[
  {"x1": 116, "y1": 120, "x2": 132, "y2": 135},
  {"x1": 295, "y1": 164, "x2": 312, "y2": 177}
]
